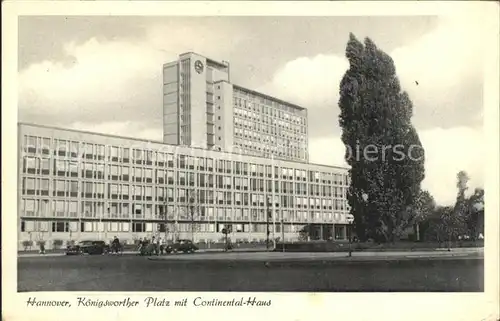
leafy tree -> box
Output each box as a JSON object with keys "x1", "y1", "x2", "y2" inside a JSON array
[
  {"x1": 422, "y1": 206, "x2": 452, "y2": 243},
  {"x1": 420, "y1": 176, "x2": 484, "y2": 243},
  {"x1": 186, "y1": 190, "x2": 200, "y2": 240},
  {"x1": 339, "y1": 34, "x2": 425, "y2": 242},
  {"x1": 465, "y1": 187, "x2": 484, "y2": 239},
  {"x1": 449, "y1": 171, "x2": 471, "y2": 238},
  {"x1": 425, "y1": 171, "x2": 473, "y2": 245},
  {"x1": 298, "y1": 224, "x2": 311, "y2": 241},
  {"x1": 406, "y1": 190, "x2": 436, "y2": 240},
  {"x1": 412, "y1": 190, "x2": 436, "y2": 223},
  {"x1": 221, "y1": 226, "x2": 232, "y2": 251},
  {"x1": 52, "y1": 239, "x2": 64, "y2": 250},
  {"x1": 22, "y1": 240, "x2": 33, "y2": 251},
  {"x1": 456, "y1": 171, "x2": 470, "y2": 194}
]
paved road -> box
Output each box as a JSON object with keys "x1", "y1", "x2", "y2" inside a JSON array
[{"x1": 18, "y1": 251, "x2": 483, "y2": 292}]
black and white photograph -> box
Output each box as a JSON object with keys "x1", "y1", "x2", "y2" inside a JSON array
[
  {"x1": 12, "y1": 10, "x2": 493, "y2": 292},
  {"x1": 2, "y1": 2, "x2": 499, "y2": 319}
]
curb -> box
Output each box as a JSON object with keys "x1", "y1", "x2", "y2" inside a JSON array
[
  {"x1": 18, "y1": 248, "x2": 483, "y2": 258},
  {"x1": 147, "y1": 254, "x2": 483, "y2": 264}
]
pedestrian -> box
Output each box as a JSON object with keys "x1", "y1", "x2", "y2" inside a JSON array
[
  {"x1": 141, "y1": 237, "x2": 150, "y2": 256},
  {"x1": 156, "y1": 237, "x2": 162, "y2": 256},
  {"x1": 112, "y1": 236, "x2": 120, "y2": 254},
  {"x1": 161, "y1": 237, "x2": 166, "y2": 255},
  {"x1": 137, "y1": 237, "x2": 146, "y2": 255},
  {"x1": 39, "y1": 241, "x2": 45, "y2": 255},
  {"x1": 151, "y1": 236, "x2": 158, "y2": 256},
  {"x1": 137, "y1": 237, "x2": 141, "y2": 249}
]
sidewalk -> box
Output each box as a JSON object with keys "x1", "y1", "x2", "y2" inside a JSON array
[
  {"x1": 18, "y1": 247, "x2": 268, "y2": 258},
  {"x1": 148, "y1": 247, "x2": 484, "y2": 261},
  {"x1": 18, "y1": 248, "x2": 484, "y2": 259}
]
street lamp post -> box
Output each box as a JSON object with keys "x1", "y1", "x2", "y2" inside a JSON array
[
  {"x1": 98, "y1": 206, "x2": 103, "y2": 240},
  {"x1": 281, "y1": 211, "x2": 285, "y2": 253},
  {"x1": 266, "y1": 197, "x2": 271, "y2": 251},
  {"x1": 163, "y1": 189, "x2": 168, "y2": 242},
  {"x1": 41, "y1": 200, "x2": 49, "y2": 245},
  {"x1": 189, "y1": 191, "x2": 195, "y2": 241},
  {"x1": 346, "y1": 214, "x2": 354, "y2": 257},
  {"x1": 174, "y1": 208, "x2": 179, "y2": 242},
  {"x1": 447, "y1": 220, "x2": 452, "y2": 252},
  {"x1": 106, "y1": 207, "x2": 110, "y2": 241}
]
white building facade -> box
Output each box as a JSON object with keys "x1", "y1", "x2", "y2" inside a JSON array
[
  {"x1": 18, "y1": 123, "x2": 350, "y2": 250},
  {"x1": 163, "y1": 52, "x2": 308, "y2": 162}
]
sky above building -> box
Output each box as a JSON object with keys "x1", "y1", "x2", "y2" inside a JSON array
[{"x1": 18, "y1": 14, "x2": 486, "y2": 206}]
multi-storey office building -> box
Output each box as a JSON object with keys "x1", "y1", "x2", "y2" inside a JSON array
[
  {"x1": 162, "y1": 52, "x2": 309, "y2": 162},
  {"x1": 18, "y1": 123, "x2": 349, "y2": 249}
]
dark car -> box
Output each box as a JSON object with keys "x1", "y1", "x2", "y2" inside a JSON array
[
  {"x1": 166, "y1": 239, "x2": 198, "y2": 254},
  {"x1": 66, "y1": 240, "x2": 110, "y2": 255}
]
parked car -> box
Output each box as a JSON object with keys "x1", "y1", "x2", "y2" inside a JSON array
[
  {"x1": 165, "y1": 239, "x2": 198, "y2": 254},
  {"x1": 66, "y1": 240, "x2": 110, "y2": 255}
]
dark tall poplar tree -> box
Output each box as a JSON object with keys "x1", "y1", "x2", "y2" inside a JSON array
[{"x1": 338, "y1": 34, "x2": 425, "y2": 242}]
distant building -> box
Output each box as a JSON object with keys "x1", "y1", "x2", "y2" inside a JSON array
[{"x1": 163, "y1": 52, "x2": 308, "y2": 162}]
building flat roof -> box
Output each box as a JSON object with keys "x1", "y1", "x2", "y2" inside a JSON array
[
  {"x1": 232, "y1": 84, "x2": 307, "y2": 111},
  {"x1": 18, "y1": 122, "x2": 348, "y2": 171},
  {"x1": 172, "y1": 53, "x2": 305, "y2": 111}
]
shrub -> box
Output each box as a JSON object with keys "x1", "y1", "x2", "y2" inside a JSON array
[
  {"x1": 298, "y1": 231, "x2": 308, "y2": 241},
  {"x1": 53, "y1": 239, "x2": 64, "y2": 250},
  {"x1": 67, "y1": 240, "x2": 76, "y2": 247},
  {"x1": 22, "y1": 240, "x2": 33, "y2": 251},
  {"x1": 407, "y1": 233, "x2": 416, "y2": 242}
]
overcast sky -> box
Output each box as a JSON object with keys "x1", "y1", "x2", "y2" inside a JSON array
[{"x1": 18, "y1": 14, "x2": 486, "y2": 205}]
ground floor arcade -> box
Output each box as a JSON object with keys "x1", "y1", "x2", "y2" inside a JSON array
[{"x1": 18, "y1": 218, "x2": 351, "y2": 250}]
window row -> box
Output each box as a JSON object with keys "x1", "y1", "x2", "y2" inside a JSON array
[
  {"x1": 20, "y1": 199, "x2": 349, "y2": 222},
  {"x1": 234, "y1": 118, "x2": 307, "y2": 138},
  {"x1": 233, "y1": 115, "x2": 307, "y2": 135},
  {"x1": 22, "y1": 175, "x2": 347, "y2": 198},
  {"x1": 233, "y1": 106, "x2": 306, "y2": 126},
  {"x1": 22, "y1": 151, "x2": 347, "y2": 185},
  {"x1": 233, "y1": 129, "x2": 305, "y2": 149},
  {"x1": 24, "y1": 136, "x2": 107, "y2": 160},
  {"x1": 232, "y1": 96, "x2": 306, "y2": 121},
  {"x1": 22, "y1": 183, "x2": 348, "y2": 211},
  {"x1": 20, "y1": 220, "x2": 314, "y2": 234},
  {"x1": 21, "y1": 199, "x2": 78, "y2": 217},
  {"x1": 234, "y1": 140, "x2": 305, "y2": 160},
  {"x1": 20, "y1": 136, "x2": 332, "y2": 173}
]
